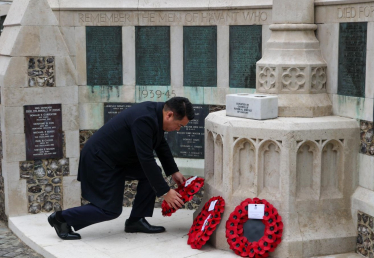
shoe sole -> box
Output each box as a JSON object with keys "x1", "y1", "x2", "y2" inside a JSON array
[{"x1": 124, "y1": 228, "x2": 165, "y2": 234}]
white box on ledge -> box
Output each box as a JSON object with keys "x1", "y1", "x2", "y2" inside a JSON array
[{"x1": 226, "y1": 93, "x2": 278, "y2": 120}]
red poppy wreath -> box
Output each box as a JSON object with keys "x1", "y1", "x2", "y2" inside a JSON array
[
  {"x1": 162, "y1": 176, "x2": 204, "y2": 216},
  {"x1": 226, "y1": 198, "x2": 283, "y2": 257},
  {"x1": 187, "y1": 196, "x2": 225, "y2": 249}
]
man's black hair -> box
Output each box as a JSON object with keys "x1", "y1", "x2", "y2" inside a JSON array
[{"x1": 164, "y1": 97, "x2": 195, "y2": 121}]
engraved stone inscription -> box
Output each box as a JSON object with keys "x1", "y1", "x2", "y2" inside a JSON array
[
  {"x1": 86, "y1": 26, "x2": 123, "y2": 86},
  {"x1": 338, "y1": 6, "x2": 374, "y2": 19},
  {"x1": 24, "y1": 104, "x2": 63, "y2": 160},
  {"x1": 104, "y1": 103, "x2": 135, "y2": 123},
  {"x1": 136, "y1": 27, "x2": 170, "y2": 86},
  {"x1": 184, "y1": 26, "x2": 217, "y2": 87},
  {"x1": 229, "y1": 25, "x2": 262, "y2": 88},
  {"x1": 233, "y1": 102, "x2": 252, "y2": 115},
  {"x1": 165, "y1": 105, "x2": 209, "y2": 159},
  {"x1": 338, "y1": 22, "x2": 367, "y2": 98},
  {"x1": 77, "y1": 10, "x2": 269, "y2": 26}
]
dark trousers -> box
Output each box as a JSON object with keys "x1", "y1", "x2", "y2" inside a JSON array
[{"x1": 62, "y1": 164, "x2": 157, "y2": 231}]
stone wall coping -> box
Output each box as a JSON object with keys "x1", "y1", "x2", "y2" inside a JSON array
[
  {"x1": 48, "y1": 0, "x2": 272, "y2": 11},
  {"x1": 315, "y1": 0, "x2": 374, "y2": 6}
]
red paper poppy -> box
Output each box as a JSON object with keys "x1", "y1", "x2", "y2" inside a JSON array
[
  {"x1": 225, "y1": 198, "x2": 283, "y2": 257},
  {"x1": 162, "y1": 176, "x2": 204, "y2": 216},
  {"x1": 188, "y1": 196, "x2": 225, "y2": 249}
]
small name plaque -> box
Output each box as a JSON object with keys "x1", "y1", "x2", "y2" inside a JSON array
[
  {"x1": 24, "y1": 104, "x2": 63, "y2": 160},
  {"x1": 226, "y1": 93, "x2": 278, "y2": 120}
]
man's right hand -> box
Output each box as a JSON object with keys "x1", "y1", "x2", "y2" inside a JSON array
[{"x1": 163, "y1": 189, "x2": 184, "y2": 210}]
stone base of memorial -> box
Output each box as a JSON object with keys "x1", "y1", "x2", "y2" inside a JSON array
[{"x1": 198, "y1": 110, "x2": 359, "y2": 257}]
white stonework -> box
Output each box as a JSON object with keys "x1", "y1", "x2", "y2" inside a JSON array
[
  {"x1": 201, "y1": 111, "x2": 359, "y2": 257},
  {"x1": 62, "y1": 176, "x2": 81, "y2": 210},
  {"x1": 0, "y1": 0, "x2": 79, "y2": 217},
  {"x1": 170, "y1": 26, "x2": 183, "y2": 88},
  {"x1": 226, "y1": 93, "x2": 278, "y2": 120}
]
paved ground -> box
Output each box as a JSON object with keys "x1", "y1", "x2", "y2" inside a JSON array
[
  {"x1": 0, "y1": 221, "x2": 43, "y2": 258},
  {"x1": 1, "y1": 208, "x2": 364, "y2": 258}
]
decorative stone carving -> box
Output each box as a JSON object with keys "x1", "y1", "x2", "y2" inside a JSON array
[
  {"x1": 258, "y1": 140, "x2": 281, "y2": 197},
  {"x1": 281, "y1": 67, "x2": 306, "y2": 92},
  {"x1": 296, "y1": 141, "x2": 319, "y2": 200},
  {"x1": 233, "y1": 138, "x2": 256, "y2": 195},
  {"x1": 321, "y1": 140, "x2": 343, "y2": 198},
  {"x1": 214, "y1": 135, "x2": 224, "y2": 187},
  {"x1": 258, "y1": 66, "x2": 276, "y2": 91},
  {"x1": 311, "y1": 66, "x2": 327, "y2": 91},
  {"x1": 201, "y1": 111, "x2": 359, "y2": 256}
]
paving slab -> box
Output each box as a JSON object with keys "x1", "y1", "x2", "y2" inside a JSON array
[{"x1": 7, "y1": 208, "x2": 362, "y2": 258}]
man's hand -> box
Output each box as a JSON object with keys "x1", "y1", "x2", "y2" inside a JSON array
[
  {"x1": 172, "y1": 171, "x2": 186, "y2": 187},
  {"x1": 163, "y1": 189, "x2": 184, "y2": 210}
]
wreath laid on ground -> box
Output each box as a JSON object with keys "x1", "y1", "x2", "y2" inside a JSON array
[
  {"x1": 162, "y1": 176, "x2": 204, "y2": 216},
  {"x1": 226, "y1": 198, "x2": 283, "y2": 257},
  {"x1": 187, "y1": 196, "x2": 225, "y2": 249}
]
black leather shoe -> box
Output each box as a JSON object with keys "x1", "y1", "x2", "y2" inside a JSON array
[
  {"x1": 48, "y1": 212, "x2": 81, "y2": 240},
  {"x1": 125, "y1": 218, "x2": 165, "y2": 233}
]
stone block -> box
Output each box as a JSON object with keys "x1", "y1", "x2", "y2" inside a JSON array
[
  {"x1": 1, "y1": 57, "x2": 28, "y2": 88},
  {"x1": 59, "y1": 0, "x2": 138, "y2": 10},
  {"x1": 226, "y1": 93, "x2": 278, "y2": 120},
  {"x1": 69, "y1": 157, "x2": 79, "y2": 176},
  {"x1": 2, "y1": 106, "x2": 24, "y2": 134},
  {"x1": 62, "y1": 176, "x2": 81, "y2": 210},
  {"x1": 62, "y1": 104, "x2": 79, "y2": 131},
  {"x1": 122, "y1": 26, "x2": 135, "y2": 86},
  {"x1": 59, "y1": 11, "x2": 75, "y2": 27},
  {"x1": 317, "y1": 23, "x2": 339, "y2": 95},
  {"x1": 0, "y1": 56, "x2": 11, "y2": 86},
  {"x1": 55, "y1": 56, "x2": 77, "y2": 86},
  {"x1": 170, "y1": 26, "x2": 183, "y2": 88},
  {"x1": 217, "y1": 25, "x2": 229, "y2": 88},
  {"x1": 65, "y1": 130, "x2": 80, "y2": 158},
  {"x1": 0, "y1": 26, "x2": 35, "y2": 57},
  {"x1": 204, "y1": 87, "x2": 229, "y2": 105},
  {"x1": 3, "y1": 134, "x2": 26, "y2": 162},
  {"x1": 48, "y1": 0, "x2": 60, "y2": 10},
  {"x1": 209, "y1": 0, "x2": 271, "y2": 9},
  {"x1": 75, "y1": 26, "x2": 86, "y2": 86},
  {"x1": 138, "y1": 0, "x2": 210, "y2": 10},
  {"x1": 59, "y1": 26, "x2": 76, "y2": 56},
  {"x1": 79, "y1": 85, "x2": 135, "y2": 103},
  {"x1": 39, "y1": 26, "x2": 69, "y2": 57},
  {"x1": 183, "y1": 87, "x2": 204, "y2": 104},
  {"x1": 332, "y1": 94, "x2": 373, "y2": 121},
  {"x1": 3, "y1": 162, "x2": 27, "y2": 217},
  {"x1": 4, "y1": 0, "x2": 58, "y2": 26},
  {"x1": 2, "y1": 86, "x2": 78, "y2": 106},
  {"x1": 262, "y1": 25, "x2": 271, "y2": 56},
  {"x1": 358, "y1": 154, "x2": 374, "y2": 191},
  {"x1": 79, "y1": 102, "x2": 104, "y2": 130},
  {"x1": 365, "y1": 50, "x2": 374, "y2": 99},
  {"x1": 273, "y1": 0, "x2": 314, "y2": 24}
]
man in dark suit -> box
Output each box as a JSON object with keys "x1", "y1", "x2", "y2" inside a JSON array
[{"x1": 48, "y1": 97, "x2": 195, "y2": 240}]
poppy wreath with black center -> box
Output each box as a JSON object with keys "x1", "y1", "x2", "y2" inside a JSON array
[
  {"x1": 187, "y1": 196, "x2": 225, "y2": 249},
  {"x1": 225, "y1": 198, "x2": 283, "y2": 257},
  {"x1": 162, "y1": 176, "x2": 205, "y2": 216}
]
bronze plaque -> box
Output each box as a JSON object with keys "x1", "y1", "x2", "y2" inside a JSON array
[{"x1": 24, "y1": 104, "x2": 63, "y2": 160}]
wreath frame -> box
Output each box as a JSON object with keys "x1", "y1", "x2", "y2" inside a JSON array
[
  {"x1": 162, "y1": 176, "x2": 204, "y2": 216},
  {"x1": 187, "y1": 196, "x2": 225, "y2": 249},
  {"x1": 225, "y1": 198, "x2": 283, "y2": 257}
]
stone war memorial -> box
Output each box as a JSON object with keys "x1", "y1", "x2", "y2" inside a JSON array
[{"x1": 0, "y1": 0, "x2": 372, "y2": 257}]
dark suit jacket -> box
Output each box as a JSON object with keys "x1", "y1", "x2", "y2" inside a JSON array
[{"x1": 78, "y1": 101, "x2": 178, "y2": 213}]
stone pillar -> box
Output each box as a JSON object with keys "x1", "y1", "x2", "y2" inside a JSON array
[{"x1": 256, "y1": 0, "x2": 332, "y2": 117}]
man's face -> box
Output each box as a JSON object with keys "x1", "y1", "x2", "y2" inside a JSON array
[{"x1": 163, "y1": 112, "x2": 189, "y2": 132}]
